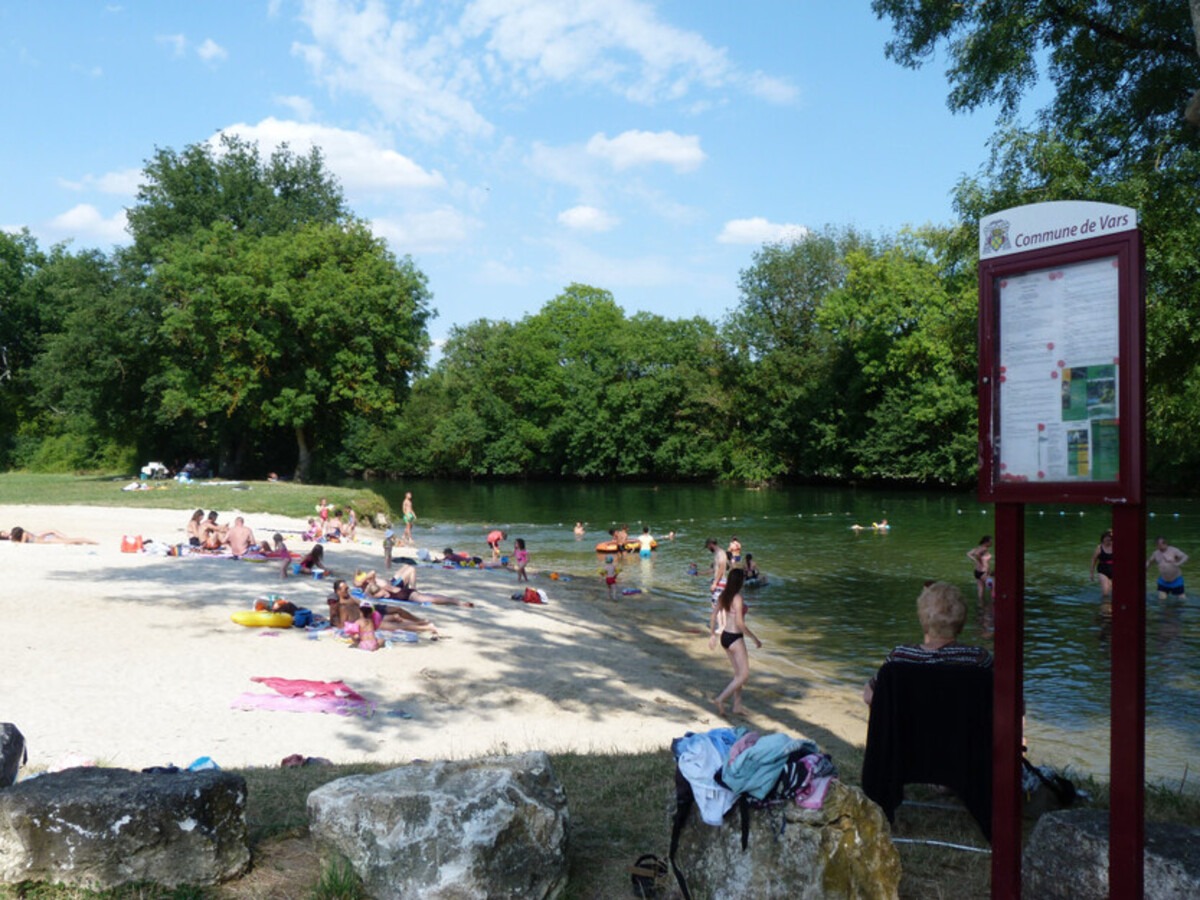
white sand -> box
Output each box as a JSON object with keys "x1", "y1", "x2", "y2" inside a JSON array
[{"x1": 0, "y1": 504, "x2": 868, "y2": 772}]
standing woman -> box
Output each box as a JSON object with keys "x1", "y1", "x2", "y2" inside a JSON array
[
  {"x1": 967, "y1": 535, "x2": 993, "y2": 605},
  {"x1": 709, "y1": 568, "x2": 762, "y2": 717},
  {"x1": 1090, "y1": 529, "x2": 1115, "y2": 602}
]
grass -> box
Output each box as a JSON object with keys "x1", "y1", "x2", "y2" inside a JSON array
[
  {"x1": 4, "y1": 752, "x2": 1197, "y2": 899},
  {"x1": 0, "y1": 473, "x2": 391, "y2": 523}
]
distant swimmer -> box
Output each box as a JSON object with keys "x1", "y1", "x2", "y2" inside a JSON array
[
  {"x1": 873, "y1": 519, "x2": 890, "y2": 531},
  {"x1": 573, "y1": 521, "x2": 585, "y2": 538},
  {"x1": 967, "y1": 536, "x2": 993, "y2": 605}
]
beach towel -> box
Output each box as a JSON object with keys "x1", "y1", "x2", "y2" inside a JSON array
[{"x1": 233, "y1": 677, "x2": 374, "y2": 716}]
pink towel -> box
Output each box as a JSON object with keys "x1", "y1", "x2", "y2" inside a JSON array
[
  {"x1": 230, "y1": 693, "x2": 372, "y2": 716},
  {"x1": 250, "y1": 677, "x2": 368, "y2": 702}
]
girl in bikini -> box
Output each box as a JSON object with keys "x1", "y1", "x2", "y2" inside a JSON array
[{"x1": 708, "y1": 567, "x2": 762, "y2": 716}]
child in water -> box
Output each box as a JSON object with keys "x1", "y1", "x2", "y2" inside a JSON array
[
  {"x1": 514, "y1": 538, "x2": 529, "y2": 582},
  {"x1": 604, "y1": 555, "x2": 618, "y2": 600}
]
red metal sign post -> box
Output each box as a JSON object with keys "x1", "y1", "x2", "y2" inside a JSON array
[{"x1": 977, "y1": 201, "x2": 1145, "y2": 898}]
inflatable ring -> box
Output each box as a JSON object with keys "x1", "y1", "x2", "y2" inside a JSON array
[{"x1": 231, "y1": 610, "x2": 294, "y2": 628}]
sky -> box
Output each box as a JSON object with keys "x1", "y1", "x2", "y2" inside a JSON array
[{"x1": 1, "y1": 1, "x2": 1025, "y2": 347}]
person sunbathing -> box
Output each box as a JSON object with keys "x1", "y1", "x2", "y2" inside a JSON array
[
  {"x1": 358, "y1": 567, "x2": 474, "y2": 608},
  {"x1": 3, "y1": 527, "x2": 97, "y2": 545},
  {"x1": 332, "y1": 579, "x2": 440, "y2": 640}
]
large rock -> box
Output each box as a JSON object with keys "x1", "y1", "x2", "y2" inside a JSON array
[
  {"x1": 1023, "y1": 809, "x2": 1200, "y2": 899},
  {"x1": 0, "y1": 767, "x2": 249, "y2": 889},
  {"x1": 673, "y1": 780, "x2": 901, "y2": 900},
  {"x1": 308, "y1": 751, "x2": 568, "y2": 900},
  {"x1": 0, "y1": 724, "x2": 25, "y2": 788}
]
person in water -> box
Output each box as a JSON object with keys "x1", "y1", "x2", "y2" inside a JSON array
[
  {"x1": 709, "y1": 568, "x2": 762, "y2": 717},
  {"x1": 967, "y1": 535, "x2": 993, "y2": 605},
  {"x1": 1090, "y1": 529, "x2": 1115, "y2": 602},
  {"x1": 744, "y1": 553, "x2": 767, "y2": 585},
  {"x1": 1147, "y1": 536, "x2": 1188, "y2": 600}
]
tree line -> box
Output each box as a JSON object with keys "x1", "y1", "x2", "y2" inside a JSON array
[{"x1": 3, "y1": 1, "x2": 1197, "y2": 486}]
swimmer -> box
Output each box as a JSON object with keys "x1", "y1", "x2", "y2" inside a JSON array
[
  {"x1": 573, "y1": 521, "x2": 585, "y2": 538},
  {"x1": 1090, "y1": 529, "x2": 1114, "y2": 601},
  {"x1": 873, "y1": 519, "x2": 890, "y2": 531},
  {"x1": 967, "y1": 536, "x2": 993, "y2": 605}
]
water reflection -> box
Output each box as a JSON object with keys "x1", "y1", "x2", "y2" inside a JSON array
[{"x1": 349, "y1": 479, "x2": 1200, "y2": 788}]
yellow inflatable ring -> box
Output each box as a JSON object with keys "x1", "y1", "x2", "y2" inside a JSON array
[{"x1": 231, "y1": 610, "x2": 294, "y2": 628}]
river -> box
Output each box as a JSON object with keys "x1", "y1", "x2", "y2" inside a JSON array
[{"x1": 354, "y1": 479, "x2": 1199, "y2": 790}]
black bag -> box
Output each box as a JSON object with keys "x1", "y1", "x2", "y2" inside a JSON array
[{"x1": 1022, "y1": 757, "x2": 1078, "y2": 818}]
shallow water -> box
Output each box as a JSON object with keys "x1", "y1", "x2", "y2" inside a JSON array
[{"x1": 357, "y1": 479, "x2": 1200, "y2": 789}]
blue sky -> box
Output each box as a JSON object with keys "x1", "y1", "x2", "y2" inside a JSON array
[{"x1": 2, "y1": 1, "x2": 1019, "y2": 346}]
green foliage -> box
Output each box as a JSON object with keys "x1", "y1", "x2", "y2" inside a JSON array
[{"x1": 872, "y1": 0, "x2": 1200, "y2": 170}]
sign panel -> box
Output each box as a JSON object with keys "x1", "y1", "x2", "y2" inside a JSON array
[{"x1": 977, "y1": 202, "x2": 1143, "y2": 503}]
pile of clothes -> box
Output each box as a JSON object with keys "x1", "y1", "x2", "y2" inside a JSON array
[{"x1": 672, "y1": 727, "x2": 837, "y2": 826}]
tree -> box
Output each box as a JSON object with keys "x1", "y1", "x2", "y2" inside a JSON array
[
  {"x1": 149, "y1": 220, "x2": 431, "y2": 481},
  {"x1": 872, "y1": 1, "x2": 1200, "y2": 171},
  {"x1": 126, "y1": 134, "x2": 348, "y2": 265},
  {"x1": 0, "y1": 230, "x2": 47, "y2": 466},
  {"x1": 725, "y1": 228, "x2": 876, "y2": 478}
]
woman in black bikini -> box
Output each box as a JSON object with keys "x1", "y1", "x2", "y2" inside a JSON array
[
  {"x1": 708, "y1": 568, "x2": 762, "y2": 716},
  {"x1": 1090, "y1": 529, "x2": 1115, "y2": 602}
]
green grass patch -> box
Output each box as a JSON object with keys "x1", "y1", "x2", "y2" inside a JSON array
[{"x1": 0, "y1": 473, "x2": 391, "y2": 523}]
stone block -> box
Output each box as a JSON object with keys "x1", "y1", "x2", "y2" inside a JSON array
[
  {"x1": 1023, "y1": 809, "x2": 1200, "y2": 899},
  {"x1": 0, "y1": 767, "x2": 249, "y2": 889},
  {"x1": 308, "y1": 751, "x2": 568, "y2": 899},
  {"x1": 673, "y1": 780, "x2": 901, "y2": 899}
]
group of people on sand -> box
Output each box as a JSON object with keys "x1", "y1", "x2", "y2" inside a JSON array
[{"x1": 303, "y1": 498, "x2": 357, "y2": 543}]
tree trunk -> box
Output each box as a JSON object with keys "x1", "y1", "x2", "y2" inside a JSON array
[
  {"x1": 294, "y1": 425, "x2": 311, "y2": 484},
  {"x1": 1189, "y1": 1, "x2": 1200, "y2": 127}
]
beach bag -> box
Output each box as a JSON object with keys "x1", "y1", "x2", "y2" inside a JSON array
[
  {"x1": 121, "y1": 535, "x2": 144, "y2": 553},
  {"x1": 292, "y1": 609, "x2": 313, "y2": 627},
  {"x1": 1022, "y1": 757, "x2": 1078, "y2": 818}
]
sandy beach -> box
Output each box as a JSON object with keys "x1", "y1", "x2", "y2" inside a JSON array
[{"x1": 0, "y1": 504, "x2": 869, "y2": 773}]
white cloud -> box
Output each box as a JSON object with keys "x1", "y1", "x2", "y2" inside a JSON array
[
  {"x1": 217, "y1": 118, "x2": 445, "y2": 192},
  {"x1": 371, "y1": 208, "x2": 479, "y2": 254},
  {"x1": 586, "y1": 130, "x2": 704, "y2": 172},
  {"x1": 47, "y1": 204, "x2": 129, "y2": 245},
  {"x1": 196, "y1": 38, "x2": 228, "y2": 63},
  {"x1": 58, "y1": 168, "x2": 142, "y2": 196},
  {"x1": 293, "y1": 0, "x2": 493, "y2": 141},
  {"x1": 156, "y1": 34, "x2": 187, "y2": 57},
  {"x1": 292, "y1": 0, "x2": 793, "y2": 141},
  {"x1": 275, "y1": 94, "x2": 316, "y2": 120},
  {"x1": 717, "y1": 217, "x2": 810, "y2": 245},
  {"x1": 558, "y1": 205, "x2": 619, "y2": 232}
]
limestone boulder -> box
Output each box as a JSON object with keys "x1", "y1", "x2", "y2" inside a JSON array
[
  {"x1": 673, "y1": 780, "x2": 901, "y2": 900},
  {"x1": 0, "y1": 767, "x2": 249, "y2": 889},
  {"x1": 1023, "y1": 809, "x2": 1200, "y2": 899},
  {"x1": 308, "y1": 751, "x2": 568, "y2": 900},
  {"x1": 0, "y1": 724, "x2": 25, "y2": 788}
]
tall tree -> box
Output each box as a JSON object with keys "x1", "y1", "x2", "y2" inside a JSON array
[
  {"x1": 873, "y1": 0, "x2": 1200, "y2": 170},
  {"x1": 149, "y1": 220, "x2": 431, "y2": 481}
]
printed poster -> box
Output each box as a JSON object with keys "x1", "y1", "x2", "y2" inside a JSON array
[{"x1": 996, "y1": 256, "x2": 1120, "y2": 483}]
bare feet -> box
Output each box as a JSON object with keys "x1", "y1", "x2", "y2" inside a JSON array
[
  {"x1": 714, "y1": 697, "x2": 726, "y2": 716},
  {"x1": 731, "y1": 706, "x2": 746, "y2": 716}
]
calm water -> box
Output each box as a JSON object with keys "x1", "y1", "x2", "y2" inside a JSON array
[{"x1": 356, "y1": 479, "x2": 1200, "y2": 788}]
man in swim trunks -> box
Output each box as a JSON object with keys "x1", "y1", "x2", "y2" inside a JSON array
[
  {"x1": 402, "y1": 492, "x2": 416, "y2": 545},
  {"x1": 1147, "y1": 536, "x2": 1188, "y2": 600}
]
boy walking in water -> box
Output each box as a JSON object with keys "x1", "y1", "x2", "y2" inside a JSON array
[{"x1": 603, "y1": 555, "x2": 618, "y2": 600}]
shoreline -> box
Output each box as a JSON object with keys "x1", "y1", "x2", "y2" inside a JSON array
[{"x1": 0, "y1": 504, "x2": 869, "y2": 773}]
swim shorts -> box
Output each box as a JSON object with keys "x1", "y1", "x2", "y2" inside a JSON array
[{"x1": 1157, "y1": 576, "x2": 1185, "y2": 596}]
